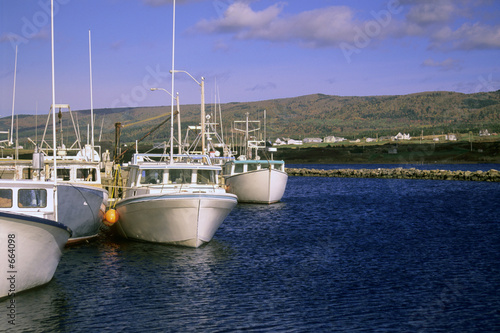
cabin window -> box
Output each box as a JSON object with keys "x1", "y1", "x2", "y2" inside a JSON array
[
  {"x1": 0, "y1": 189, "x2": 13, "y2": 208},
  {"x1": 247, "y1": 163, "x2": 258, "y2": 171},
  {"x1": 18, "y1": 189, "x2": 47, "y2": 208},
  {"x1": 169, "y1": 169, "x2": 192, "y2": 184},
  {"x1": 234, "y1": 164, "x2": 244, "y2": 174},
  {"x1": 140, "y1": 169, "x2": 164, "y2": 185},
  {"x1": 56, "y1": 168, "x2": 71, "y2": 181},
  {"x1": 197, "y1": 170, "x2": 216, "y2": 185},
  {"x1": 77, "y1": 168, "x2": 97, "y2": 181}
]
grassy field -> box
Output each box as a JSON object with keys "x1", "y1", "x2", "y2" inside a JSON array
[{"x1": 272, "y1": 136, "x2": 500, "y2": 164}]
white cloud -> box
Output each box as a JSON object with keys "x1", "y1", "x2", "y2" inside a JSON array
[
  {"x1": 421, "y1": 58, "x2": 462, "y2": 71},
  {"x1": 195, "y1": 3, "x2": 366, "y2": 48},
  {"x1": 194, "y1": 1, "x2": 500, "y2": 52},
  {"x1": 196, "y1": 2, "x2": 284, "y2": 34},
  {"x1": 405, "y1": 1, "x2": 457, "y2": 26},
  {"x1": 448, "y1": 22, "x2": 500, "y2": 50}
]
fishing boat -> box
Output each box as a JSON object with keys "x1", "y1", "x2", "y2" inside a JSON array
[
  {"x1": 114, "y1": 153, "x2": 237, "y2": 247},
  {"x1": 0, "y1": 109, "x2": 108, "y2": 244},
  {"x1": 0, "y1": 1, "x2": 108, "y2": 244},
  {"x1": 0, "y1": 211, "x2": 71, "y2": 299},
  {"x1": 111, "y1": 0, "x2": 237, "y2": 247},
  {"x1": 39, "y1": 143, "x2": 108, "y2": 244},
  {"x1": 0, "y1": 180, "x2": 72, "y2": 298},
  {"x1": 222, "y1": 112, "x2": 288, "y2": 204}
]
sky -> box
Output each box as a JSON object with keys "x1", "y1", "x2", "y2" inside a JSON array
[{"x1": 1, "y1": 0, "x2": 499, "y2": 117}]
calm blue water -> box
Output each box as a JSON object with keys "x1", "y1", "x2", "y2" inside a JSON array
[{"x1": 2, "y1": 167, "x2": 500, "y2": 332}]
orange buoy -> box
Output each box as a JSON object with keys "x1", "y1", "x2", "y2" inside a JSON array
[{"x1": 104, "y1": 209, "x2": 118, "y2": 226}]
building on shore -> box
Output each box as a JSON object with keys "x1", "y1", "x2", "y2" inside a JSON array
[
  {"x1": 392, "y1": 132, "x2": 411, "y2": 141},
  {"x1": 273, "y1": 138, "x2": 303, "y2": 145},
  {"x1": 303, "y1": 138, "x2": 323, "y2": 144},
  {"x1": 324, "y1": 136, "x2": 346, "y2": 143},
  {"x1": 480, "y1": 129, "x2": 491, "y2": 136}
]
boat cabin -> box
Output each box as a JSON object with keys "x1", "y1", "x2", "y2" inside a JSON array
[
  {"x1": 223, "y1": 160, "x2": 286, "y2": 176},
  {"x1": 0, "y1": 181, "x2": 55, "y2": 220},
  {"x1": 123, "y1": 154, "x2": 223, "y2": 196},
  {"x1": 128, "y1": 166, "x2": 218, "y2": 187},
  {"x1": 0, "y1": 159, "x2": 101, "y2": 186}
]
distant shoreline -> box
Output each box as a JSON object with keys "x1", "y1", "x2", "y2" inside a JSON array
[{"x1": 275, "y1": 140, "x2": 500, "y2": 165}]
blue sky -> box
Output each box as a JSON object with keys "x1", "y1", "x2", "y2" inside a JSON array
[{"x1": 1, "y1": 0, "x2": 499, "y2": 117}]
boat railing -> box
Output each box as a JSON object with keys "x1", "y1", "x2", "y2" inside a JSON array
[
  {"x1": 130, "y1": 182, "x2": 221, "y2": 194},
  {"x1": 132, "y1": 153, "x2": 213, "y2": 165}
]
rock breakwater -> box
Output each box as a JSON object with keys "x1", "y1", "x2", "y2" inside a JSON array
[{"x1": 286, "y1": 167, "x2": 500, "y2": 182}]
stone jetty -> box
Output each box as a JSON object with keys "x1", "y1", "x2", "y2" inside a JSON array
[{"x1": 286, "y1": 167, "x2": 500, "y2": 182}]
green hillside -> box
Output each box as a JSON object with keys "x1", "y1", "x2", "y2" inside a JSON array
[{"x1": 1, "y1": 90, "x2": 499, "y2": 148}]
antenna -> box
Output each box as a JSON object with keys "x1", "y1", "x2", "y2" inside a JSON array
[
  {"x1": 10, "y1": 45, "x2": 18, "y2": 146},
  {"x1": 99, "y1": 116, "x2": 105, "y2": 142}
]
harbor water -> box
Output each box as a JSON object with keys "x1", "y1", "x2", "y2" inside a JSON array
[{"x1": 2, "y1": 164, "x2": 500, "y2": 332}]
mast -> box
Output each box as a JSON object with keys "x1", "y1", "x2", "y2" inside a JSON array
[
  {"x1": 89, "y1": 30, "x2": 95, "y2": 161},
  {"x1": 51, "y1": 0, "x2": 58, "y2": 220},
  {"x1": 170, "y1": 0, "x2": 176, "y2": 164}
]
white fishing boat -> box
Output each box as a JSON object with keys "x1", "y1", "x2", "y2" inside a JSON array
[
  {"x1": 222, "y1": 112, "x2": 288, "y2": 204},
  {"x1": 40, "y1": 145, "x2": 108, "y2": 244},
  {"x1": 112, "y1": 0, "x2": 237, "y2": 248},
  {"x1": 0, "y1": 211, "x2": 71, "y2": 299},
  {"x1": 0, "y1": 147, "x2": 107, "y2": 242},
  {"x1": 223, "y1": 159, "x2": 287, "y2": 204},
  {"x1": 114, "y1": 153, "x2": 237, "y2": 247},
  {"x1": 0, "y1": 180, "x2": 72, "y2": 298}
]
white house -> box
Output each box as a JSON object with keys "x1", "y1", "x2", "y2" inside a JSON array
[
  {"x1": 303, "y1": 137, "x2": 323, "y2": 144},
  {"x1": 287, "y1": 139, "x2": 303, "y2": 145},
  {"x1": 392, "y1": 132, "x2": 411, "y2": 141},
  {"x1": 480, "y1": 129, "x2": 490, "y2": 136},
  {"x1": 324, "y1": 136, "x2": 345, "y2": 143},
  {"x1": 273, "y1": 138, "x2": 287, "y2": 146}
]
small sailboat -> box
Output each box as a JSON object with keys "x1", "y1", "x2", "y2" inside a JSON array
[{"x1": 222, "y1": 112, "x2": 288, "y2": 204}]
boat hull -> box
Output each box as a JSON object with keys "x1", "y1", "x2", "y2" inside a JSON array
[
  {"x1": 224, "y1": 168, "x2": 288, "y2": 204},
  {"x1": 114, "y1": 193, "x2": 237, "y2": 248},
  {"x1": 0, "y1": 212, "x2": 71, "y2": 299},
  {"x1": 57, "y1": 184, "x2": 107, "y2": 243}
]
